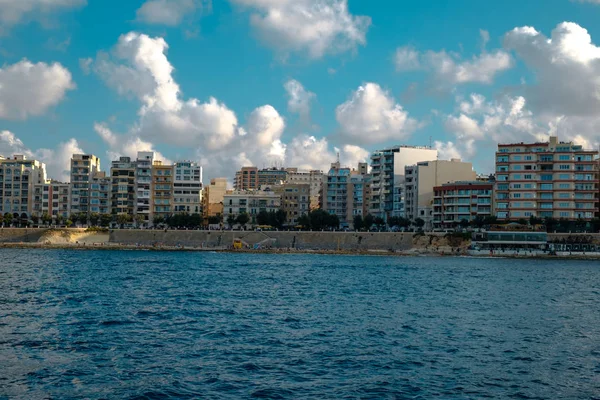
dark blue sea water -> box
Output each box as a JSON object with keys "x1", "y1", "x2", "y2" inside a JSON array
[{"x1": 1, "y1": 250, "x2": 600, "y2": 399}]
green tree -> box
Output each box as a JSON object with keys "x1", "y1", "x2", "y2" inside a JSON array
[
  {"x1": 41, "y1": 212, "x2": 52, "y2": 227},
  {"x1": 3, "y1": 213, "x2": 13, "y2": 227},
  {"x1": 90, "y1": 213, "x2": 100, "y2": 226},
  {"x1": 208, "y1": 215, "x2": 222, "y2": 225},
  {"x1": 66, "y1": 219, "x2": 73, "y2": 228},
  {"x1": 517, "y1": 218, "x2": 528, "y2": 226},
  {"x1": 297, "y1": 214, "x2": 310, "y2": 230},
  {"x1": 116, "y1": 213, "x2": 132, "y2": 228},
  {"x1": 529, "y1": 215, "x2": 543, "y2": 226},
  {"x1": 414, "y1": 218, "x2": 425, "y2": 230},
  {"x1": 374, "y1": 217, "x2": 385, "y2": 229},
  {"x1": 328, "y1": 213, "x2": 340, "y2": 230},
  {"x1": 31, "y1": 215, "x2": 39, "y2": 225},
  {"x1": 353, "y1": 215, "x2": 363, "y2": 231},
  {"x1": 459, "y1": 218, "x2": 470, "y2": 229},
  {"x1": 363, "y1": 214, "x2": 375, "y2": 231},
  {"x1": 56, "y1": 215, "x2": 65, "y2": 226},
  {"x1": 483, "y1": 215, "x2": 498, "y2": 227},
  {"x1": 590, "y1": 218, "x2": 600, "y2": 233},
  {"x1": 100, "y1": 214, "x2": 113, "y2": 227},
  {"x1": 471, "y1": 215, "x2": 485, "y2": 229},
  {"x1": 153, "y1": 216, "x2": 165, "y2": 227},
  {"x1": 308, "y1": 209, "x2": 330, "y2": 231},
  {"x1": 575, "y1": 218, "x2": 587, "y2": 232},
  {"x1": 189, "y1": 213, "x2": 202, "y2": 229},
  {"x1": 134, "y1": 214, "x2": 145, "y2": 227},
  {"x1": 256, "y1": 210, "x2": 270, "y2": 226},
  {"x1": 273, "y1": 209, "x2": 287, "y2": 229},
  {"x1": 236, "y1": 213, "x2": 250, "y2": 229},
  {"x1": 226, "y1": 215, "x2": 236, "y2": 229}
]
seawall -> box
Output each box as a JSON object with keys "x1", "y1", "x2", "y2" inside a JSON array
[{"x1": 0, "y1": 228, "x2": 598, "y2": 252}]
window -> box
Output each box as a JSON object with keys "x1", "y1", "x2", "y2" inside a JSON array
[
  {"x1": 559, "y1": 202, "x2": 570, "y2": 208},
  {"x1": 513, "y1": 174, "x2": 522, "y2": 180},
  {"x1": 559, "y1": 174, "x2": 570, "y2": 180},
  {"x1": 558, "y1": 155, "x2": 571, "y2": 161},
  {"x1": 524, "y1": 184, "x2": 533, "y2": 189},
  {"x1": 559, "y1": 165, "x2": 571, "y2": 170},
  {"x1": 525, "y1": 156, "x2": 533, "y2": 161},
  {"x1": 540, "y1": 184, "x2": 553, "y2": 190},
  {"x1": 524, "y1": 175, "x2": 533, "y2": 180},
  {"x1": 512, "y1": 212, "x2": 521, "y2": 217},
  {"x1": 513, "y1": 165, "x2": 522, "y2": 170},
  {"x1": 513, "y1": 193, "x2": 521, "y2": 199},
  {"x1": 524, "y1": 212, "x2": 533, "y2": 217},
  {"x1": 524, "y1": 193, "x2": 534, "y2": 199},
  {"x1": 558, "y1": 183, "x2": 570, "y2": 189},
  {"x1": 513, "y1": 155, "x2": 522, "y2": 161},
  {"x1": 560, "y1": 212, "x2": 570, "y2": 218},
  {"x1": 540, "y1": 175, "x2": 552, "y2": 181},
  {"x1": 559, "y1": 193, "x2": 570, "y2": 199},
  {"x1": 513, "y1": 184, "x2": 521, "y2": 189}
]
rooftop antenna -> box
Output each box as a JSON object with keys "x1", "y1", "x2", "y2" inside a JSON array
[{"x1": 336, "y1": 151, "x2": 340, "y2": 164}]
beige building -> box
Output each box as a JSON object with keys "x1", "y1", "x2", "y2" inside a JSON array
[
  {"x1": 202, "y1": 178, "x2": 228, "y2": 220},
  {"x1": 323, "y1": 162, "x2": 370, "y2": 229},
  {"x1": 0, "y1": 155, "x2": 47, "y2": 220},
  {"x1": 70, "y1": 154, "x2": 101, "y2": 216},
  {"x1": 495, "y1": 136, "x2": 599, "y2": 221},
  {"x1": 286, "y1": 169, "x2": 324, "y2": 210},
  {"x1": 152, "y1": 161, "x2": 173, "y2": 222},
  {"x1": 234, "y1": 167, "x2": 258, "y2": 191},
  {"x1": 273, "y1": 183, "x2": 310, "y2": 225},
  {"x1": 89, "y1": 172, "x2": 111, "y2": 215},
  {"x1": 405, "y1": 159, "x2": 476, "y2": 229},
  {"x1": 135, "y1": 152, "x2": 154, "y2": 225},
  {"x1": 33, "y1": 181, "x2": 70, "y2": 221}
]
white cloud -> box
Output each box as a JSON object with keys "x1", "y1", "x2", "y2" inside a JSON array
[
  {"x1": 229, "y1": 0, "x2": 371, "y2": 58},
  {"x1": 0, "y1": 130, "x2": 83, "y2": 182},
  {"x1": 285, "y1": 134, "x2": 368, "y2": 171},
  {"x1": 136, "y1": 0, "x2": 209, "y2": 26},
  {"x1": 91, "y1": 31, "x2": 364, "y2": 179},
  {"x1": 94, "y1": 123, "x2": 170, "y2": 164},
  {"x1": 434, "y1": 141, "x2": 463, "y2": 161},
  {"x1": 284, "y1": 79, "x2": 315, "y2": 119},
  {"x1": 394, "y1": 41, "x2": 513, "y2": 88},
  {"x1": 0, "y1": 59, "x2": 75, "y2": 120},
  {"x1": 0, "y1": 0, "x2": 86, "y2": 33},
  {"x1": 336, "y1": 83, "x2": 418, "y2": 145}
]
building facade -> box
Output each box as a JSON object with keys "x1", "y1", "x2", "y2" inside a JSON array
[
  {"x1": 0, "y1": 155, "x2": 47, "y2": 220},
  {"x1": 173, "y1": 161, "x2": 203, "y2": 214},
  {"x1": 135, "y1": 152, "x2": 154, "y2": 225},
  {"x1": 370, "y1": 146, "x2": 438, "y2": 221},
  {"x1": 223, "y1": 190, "x2": 281, "y2": 226},
  {"x1": 89, "y1": 172, "x2": 111, "y2": 215},
  {"x1": 70, "y1": 154, "x2": 100, "y2": 216},
  {"x1": 495, "y1": 136, "x2": 599, "y2": 221},
  {"x1": 151, "y1": 161, "x2": 173, "y2": 222},
  {"x1": 110, "y1": 156, "x2": 136, "y2": 216},
  {"x1": 33, "y1": 181, "x2": 70, "y2": 221},
  {"x1": 432, "y1": 182, "x2": 493, "y2": 229},
  {"x1": 202, "y1": 178, "x2": 228, "y2": 220},
  {"x1": 285, "y1": 169, "x2": 324, "y2": 210},
  {"x1": 405, "y1": 159, "x2": 476, "y2": 229},
  {"x1": 234, "y1": 167, "x2": 258, "y2": 191},
  {"x1": 323, "y1": 162, "x2": 369, "y2": 229},
  {"x1": 273, "y1": 183, "x2": 310, "y2": 225}
]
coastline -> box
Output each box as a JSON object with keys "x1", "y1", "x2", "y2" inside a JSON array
[{"x1": 2, "y1": 242, "x2": 600, "y2": 260}]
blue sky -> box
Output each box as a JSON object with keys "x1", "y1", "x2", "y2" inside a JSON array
[{"x1": 1, "y1": 0, "x2": 600, "y2": 181}]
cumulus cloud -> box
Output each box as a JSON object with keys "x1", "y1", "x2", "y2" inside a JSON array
[
  {"x1": 284, "y1": 79, "x2": 315, "y2": 120},
  {"x1": 0, "y1": 130, "x2": 83, "y2": 182},
  {"x1": 136, "y1": 0, "x2": 209, "y2": 26},
  {"x1": 0, "y1": 0, "x2": 86, "y2": 34},
  {"x1": 434, "y1": 140, "x2": 463, "y2": 161},
  {"x1": 0, "y1": 59, "x2": 75, "y2": 120},
  {"x1": 394, "y1": 43, "x2": 513, "y2": 88},
  {"x1": 90, "y1": 31, "x2": 364, "y2": 179},
  {"x1": 229, "y1": 0, "x2": 371, "y2": 58},
  {"x1": 336, "y1": 83, "x2": 418, "y2": 145},
  {"x1": 284, "y1": 134, "x2": 368, "y2": 171}
]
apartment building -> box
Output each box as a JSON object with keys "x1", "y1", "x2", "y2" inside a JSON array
[
  {"x1": 273, "y1": 183, "x2": 310, "y2": 225},
  {"x1": 32, "y1": 181, "x2": 70, "y2": 220},
  {"x1": 405, "y1": 159, "x2": 476, "y2": 229},
  {"x1": 135, "y1": 152, "x2": 154, "y2": 224},
  {"x1": 223, "y1": 190, "x2": 281, "y2": 225},
  {"x1": 173, "y1": 161, "x2": 202, "y2": 214},
  {"x1": 432, "y1": 182, "x2": 493, "y2": 229},
  {"x1": 286, "y1": 169, "x2": 324, "y2": 210},
  {"x1": 370, "y1": 145, "x2": 438, "y2": 221},
  {"x1": 0, "y1": 155, "x2": 47, "y2": 219},
  {"x1": 323, "y1": 162, "x2": 369, "y2": 229},
  {"x1": 234, "y1": 167, "x2": 258, "y2": 190},
  {"x1": 151, "y1": 161, "x2": 173, "y2": 222},
  {"x1": 495, "y1": 136, "x2": 599, "y2": 221},
  {"x1": 70, "y1": 154, "x2": 100, "y2": 215},
  {"x1": 89, "y1": 172, "x2": 111, "y2": 215},
  {"x1": 110, "y1": 156, "x2": 136, "y2": 216},
  {"x1": 202, "y1": 178, "x2": 228, "y2": 220}
]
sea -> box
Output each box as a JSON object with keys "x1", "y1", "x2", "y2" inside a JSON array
[{"x1": 1, "y1": 250, "x2": 599, "y2": 399}]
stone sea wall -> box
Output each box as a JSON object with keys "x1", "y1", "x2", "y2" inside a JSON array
[{"x1": 0, "y1": 228, "x2": 598, "y2": 252}]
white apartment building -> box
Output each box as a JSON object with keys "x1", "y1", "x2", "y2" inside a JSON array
[
  {"x1": 110, "y1": 156, "x2": 136, "y2": 216},
  {"x1": 495, "y1": 136, "x2": 599, "y2": 221},
  {"x1": 405, "y1": 159, "x2": 476, "y2": 229},
  {"x1": 89, "y1": 172, "x2": 111, "y2": 215},
  {"x1": 173, "y1": 161, "x2": 203, "y2": 214},
  {"x1": 223, "y1": 190, "x2": 281, "y2": 226},
  {"x1": 370, "y1": 145, "x2": 438, "y2": 220},
  {"x1": 70, "y1": 154, "x2": 100, "y2": 215},
  {"x1": 0, "y1": 155, "x2": 47, "y2": 219}
]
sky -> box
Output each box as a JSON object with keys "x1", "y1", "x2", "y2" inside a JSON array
[{"x1": 1, "y1": 0, "x2": 600, "y2": 182}]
